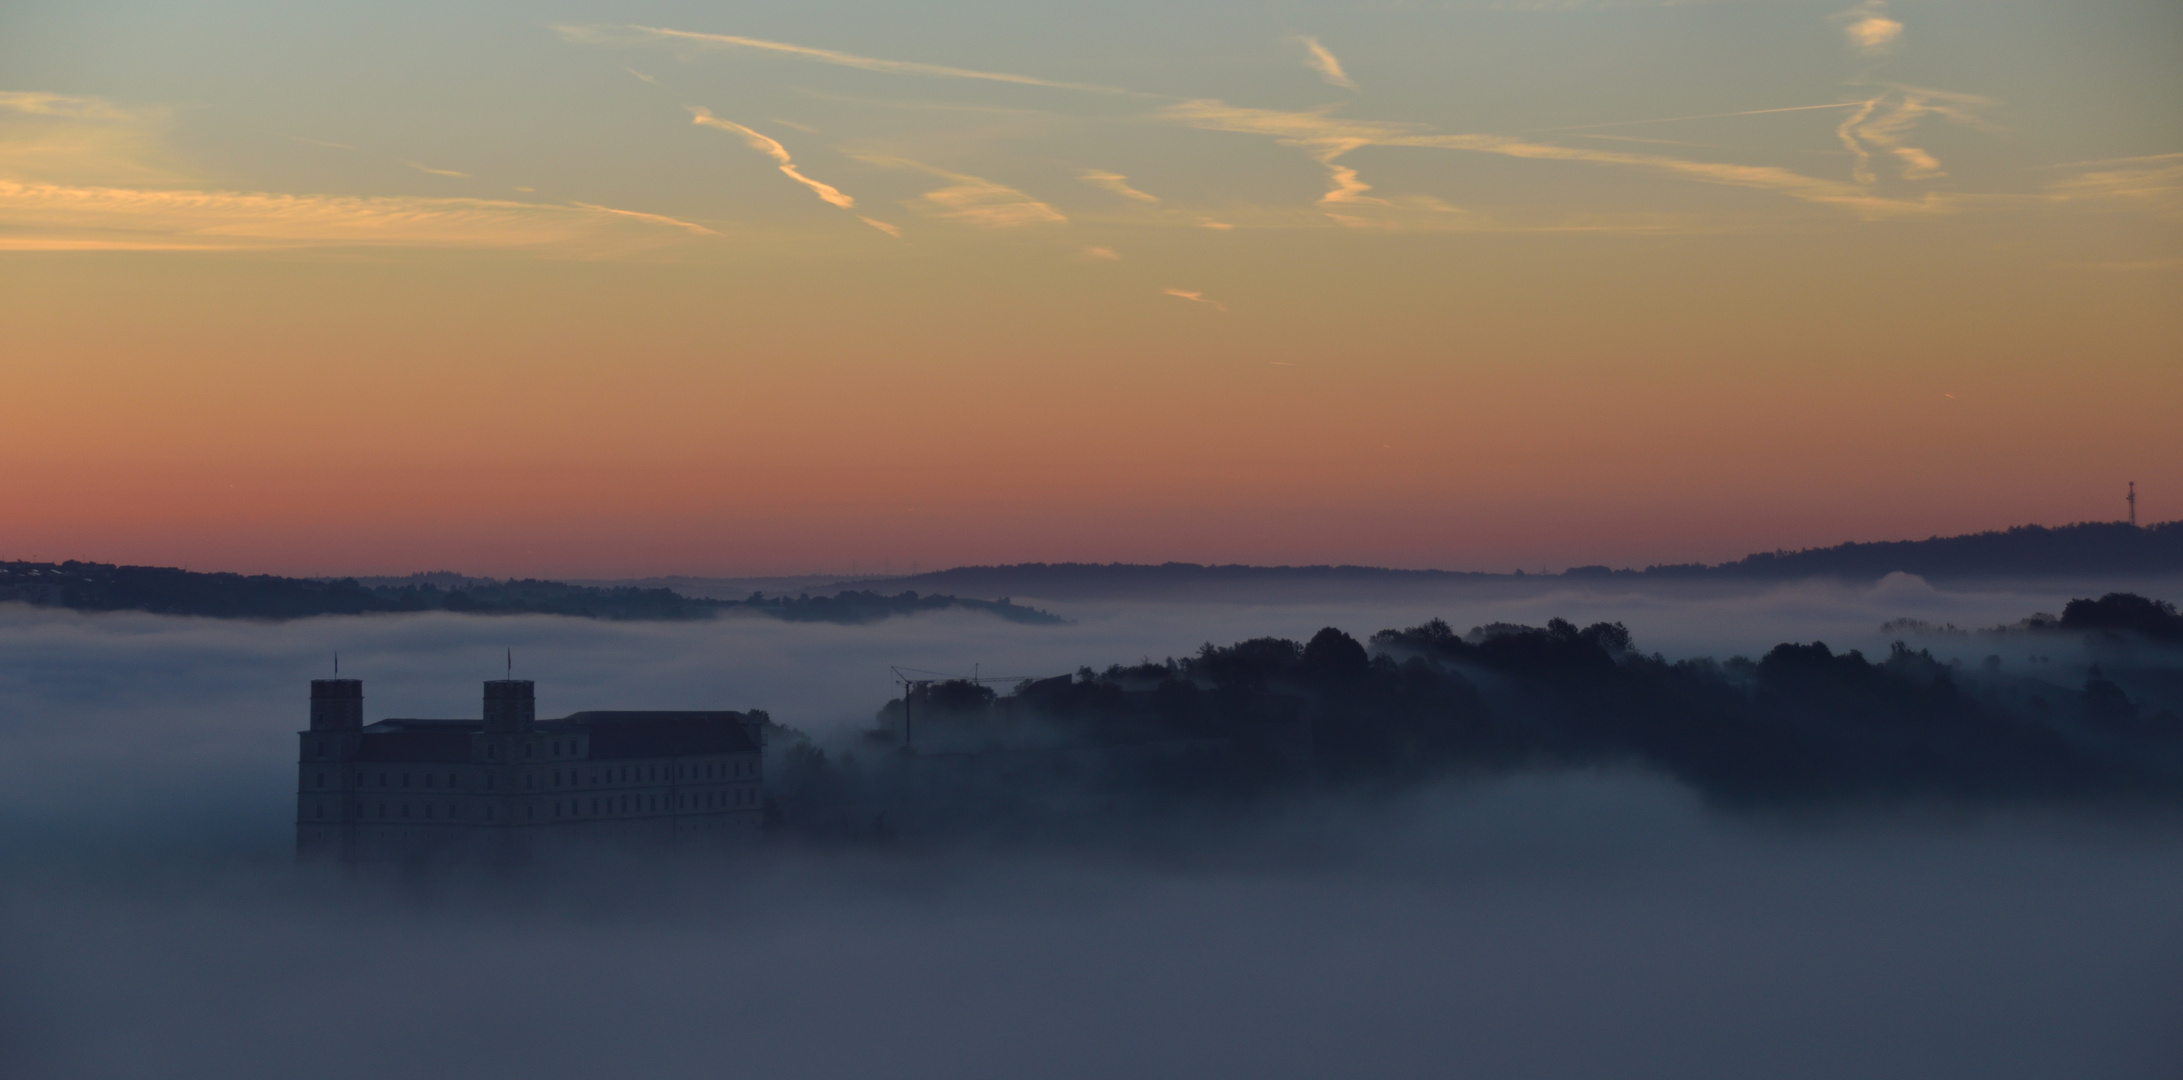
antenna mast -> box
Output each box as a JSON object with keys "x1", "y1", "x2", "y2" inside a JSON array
[{"x1": 2128, "y1": 481, "x2": 2138, "y2": 528}]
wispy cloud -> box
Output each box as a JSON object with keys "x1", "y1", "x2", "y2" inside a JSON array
[
  {"x1": 688, "y1": 106, "x2": 856, "y2": 209},
  {"x1": 402, "y1": 161, "x2": 470, "y2": 179},
  {"x1": 857, "y1": 156, "x2": 1066, "y2": 228},
  {"x1": 1078, "y1": 169, "x2": 1160, "y2": 203},
  {"x1": 1835, "y1": 1, "x2": 1904, "y2": 56},
  {"x1": 625, "y1": 68, "x2": 659, "y2": 85},
  {"x1": 1082, "y1": 245, "x2": 1120, "y2": 260},
  {"x1": 1163, "y1": 287, "x2": 1227, "y2": 311},
  {"x1": 0, "y1": 91, "x2": 143, "y2": 122},
  {"x1": 2040, "y1": 152, "x2": 2183, "y2": 171},
  {"x1": 0, "y1": 89, "x2": 182, "y2": 185},
  {"x1": 1160, "y1": 98, "x2": 1954, "y2": 219},
  {"x1": 919, "y1": 176, "x2": 1067, "y2": 227},
  {"x1": 1395, "y1": 131, "x2": 1943, "y2": 214},
  {"x1": 556, "y1": 25, "x2": 1135, "y2": 96},
  {"x1": 1572, "y1": 134, "x2": 1710, "y2": 147},
  {"x1": 1544, "y1": 102, "x2": 1864, "y2": 133},
  {"x1": 2045, "y1": 160, "x2": 2183, "y2": 220},
  {"x1": 566, "y1": 201, "x2": 719, "y2": 235},
  {"x1": 0, "y1": 179, "x2": 716, "y2": 253},
  {"x1": 1295, "y1": 36, "x2": 1359, "y2": 91},
  {"x1": 1156, "y1": 101, "x2": 1414, "y2": 207},
  {"x1": 859, "y1": 216, "x2": 903, "y2": 238},
  {"x1": 1835, "y1": 86, "x2": 1994, "y2": 184}
]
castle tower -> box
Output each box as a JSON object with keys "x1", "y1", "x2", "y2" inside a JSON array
[
  {"x1": 483, "y1": 679, "x2": 535, "y2": 733},
  {"x1": 310, "y1": 678, "x2": 364, "y2": 731},
  {"x1": 298, "y1": 678, "x2": 364, "y2": 859}
]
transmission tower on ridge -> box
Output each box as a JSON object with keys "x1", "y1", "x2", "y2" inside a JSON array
[{"x1": 2127, "y1": 481, "x2": 2137, "y2": 527}]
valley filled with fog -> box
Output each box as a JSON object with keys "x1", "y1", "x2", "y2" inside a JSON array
[{"x1": 2, "y1": 575, "x2": 2180, "y2": 1078}]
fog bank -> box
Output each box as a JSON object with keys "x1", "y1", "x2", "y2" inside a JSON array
[{"x1": 2, "y1": 580, "x2": 2180, "y2": 1078}]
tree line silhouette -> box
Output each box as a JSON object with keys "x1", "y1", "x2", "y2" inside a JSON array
[{"x1": 765, "y1": 596, "x2": 2183, "y2": 838}]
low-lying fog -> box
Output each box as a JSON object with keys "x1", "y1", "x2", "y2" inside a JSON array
[{"x1": 3, "y1": 576, "x2": 2180, "y2": 1078}]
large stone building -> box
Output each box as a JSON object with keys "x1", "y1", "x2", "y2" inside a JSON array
[{"x1": 297, "y1": 678, "x2": 764, "y2": 861}]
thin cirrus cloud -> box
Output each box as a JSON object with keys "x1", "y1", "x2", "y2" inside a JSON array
[
  {"x1": 0, "y1": 90, "x2": 145, "y2": 122},
  {"x1": 0, "y1": 178, "x2": 716, "y2": 252},
  {"x1": 549, "y1": 26, "x2": 1985, "y2": 226},
  {"x1": 1158, "y1": 99, "x2": 1954, "y2": 218},
  {"x1": 1834, "y1": 86, "x2": 1994, "y2": 184},
  {"x1": 856, "y1": 155, "x2": 1067, "y2": 228},
  {"x1": 1078, "y1": 169, "x2": 1160, "y2": 203},
  {"x1": 555, "y1": 24, "x2": 1136, "y2": 96},
  {"x1": 2044, "y1": 155, "x2": 2183, "y2": 220},
  {"x1": 1295, "y1": 36, "x2": 1358, "y2": 91},
  {"x1": 1148, "y1": 102, "x2": 1413, "y2": 207},
  {"x1": 402, "y1": 161, "x2": 470, "y2": 179},
  {"x1": 1835, "y1": 1, "x2": 1905, "y2": 56},
  {"x1": 687, "y1": 106, "x2": 856, "y2": 209},
  {"x1": 0, "y1": 89, "x2": 184, "y2": 185},
  {"x1": 1162, "y1": 287, "x2": 1226, "y2": 311},
  {"x1": 1541, "y1": 101, "x2": 1867, "y2": 133}
]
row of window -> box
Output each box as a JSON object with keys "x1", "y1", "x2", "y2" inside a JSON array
[
  {"x1": 312, "y1": 758, "x2": 757, "y2": 792},
  {"x1": 550, "y1": 787, "x2": 756, "y2": 818},
  {"x1": 310, "y1": 786, "x2": 758, "y2": 822},
  {"x1": 549, "y1": 759, "x2": 753, "y2": 788}
]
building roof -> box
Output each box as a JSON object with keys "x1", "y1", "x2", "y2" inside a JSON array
[
  {"x1": 347, "y1": 712, "x2": 757, "y2": 762},
  {"x1": 354, "y1": 724, "x2": 476, "y2": 762},
  {"x1": 554, "y1": 711, "x2": 760, "y2": 759}
]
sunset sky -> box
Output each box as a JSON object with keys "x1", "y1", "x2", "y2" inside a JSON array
[{"x1": 2, "y1": 0, "x2": 2177, "y2": 577}]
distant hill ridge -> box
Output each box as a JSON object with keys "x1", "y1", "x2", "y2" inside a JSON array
[
  {"x1": 0, "y1": 563, "x2": 1059, "y2": 624},
  {"x1": 2, "y1": 519, "x2": 2173, "y2": 619},
  {"x1": 868, "y1": 520, "x2": 2182, "y2": 598}
]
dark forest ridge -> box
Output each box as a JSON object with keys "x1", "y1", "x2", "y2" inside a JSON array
[
  {"x1": 859, "y1": 520, "x2": 2182, "y2": 599},
  {"x1": 1, "y1": 519, "x2": 2174, "y2": 620},
  {"x1": 0, "y1": 563, "x2": 1059, "y2": 625}
]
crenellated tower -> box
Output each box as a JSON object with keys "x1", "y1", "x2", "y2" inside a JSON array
[{"x1": 297, "y1": 678, "x2": 364, "y2": 857}]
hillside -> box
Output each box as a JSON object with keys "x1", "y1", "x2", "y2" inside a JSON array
[
  {"x1": 860, "y1": 520, "x2": 2181, "y2": 599},
  {"x1": 0, "y1": 562, "x2": 1059, "y2": 625}
]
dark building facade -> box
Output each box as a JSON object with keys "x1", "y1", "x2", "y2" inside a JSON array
[{"x1": 297, "y1": 679, "x2": 763, "y2": 861}]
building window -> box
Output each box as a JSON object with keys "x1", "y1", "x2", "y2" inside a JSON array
[
  {"x1": 487, "y1": 775, "x2": 497, "y2": 790},
  {"x1": 315, "y1": 804, "x2": 324, "y2": 819},
  {"x1": 425, "y1": 773, "x2": 435, "y2": 789},
  {"x1": 402, "y1": 803, "x2": 410, "y2": 818},
  {"x1": 487, "y1": 805, "x2": 496, "y2": 820},
  {"x1": 402, "y1": 774, "x2": 411, "y2": 789},
  {"x1": 315, "y1": 773, "x2": 325, "y2": 789}
]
